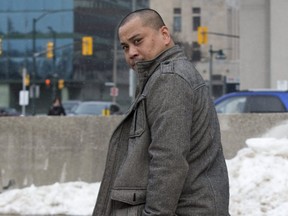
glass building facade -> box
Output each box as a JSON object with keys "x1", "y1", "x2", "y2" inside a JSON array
[
  {"x1": 0, "y1": 0, "x2": 74, "y2": 80},
  {"x1": 0, "y1": 0, "x2": 149, "y2": 114}
]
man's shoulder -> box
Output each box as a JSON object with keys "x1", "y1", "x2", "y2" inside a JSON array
[
  {"x1": 162, "y1": 57, "x2": 196, "y2": 71},
  {"x1": 158, "y1": 58, "x2": 204, "y2": 86}
]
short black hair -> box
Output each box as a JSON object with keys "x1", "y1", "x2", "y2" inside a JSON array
[{"x1": 118, "y1": 8, "x2": 166, "y2": 31}]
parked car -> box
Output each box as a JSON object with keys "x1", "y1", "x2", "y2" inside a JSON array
[
  {"x1": 71, "y1": 101, "x2": 121, "y2": 116},
  {"x1": 214, "y1": 90, "x2": 288, "y2": 113},
  {"x1": 0, "y1": 107, "x2": 21, "y2": 116},
  {"x1": 62, "y1": 100, "x2": 82, "y2": 115}
]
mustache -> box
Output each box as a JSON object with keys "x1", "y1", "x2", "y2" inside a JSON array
[{"x1": 132, "y1": 58, "x2": 143, "y2": 64}]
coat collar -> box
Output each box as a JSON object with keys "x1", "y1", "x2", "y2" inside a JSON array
[{"x1": 134, "y1": 45, "x2": 185, "y2": 95}]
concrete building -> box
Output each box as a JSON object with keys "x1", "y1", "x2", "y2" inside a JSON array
[
  {"x1": 150, "y1": 0, "x2": 240, "y2": 98},
  {"x1": 240, "y1": 0, "x2": 288, "y2": 90}
]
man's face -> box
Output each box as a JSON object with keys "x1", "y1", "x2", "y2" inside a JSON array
[{"x1": 119, "y1": 16, "x2": 170, "y2": 70}]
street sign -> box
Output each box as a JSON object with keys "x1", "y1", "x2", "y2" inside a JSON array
[
  {"x1": 19, "y1": 90, "x2": 29, "y2": 106},
  {"x1": 110, "y1": 87, "x2": 119, "y2": 97},
  {"x1": 105, "y1": 82, "x2": 115, "y2": 87}
]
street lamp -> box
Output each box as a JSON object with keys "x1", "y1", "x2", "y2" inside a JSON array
[
  {"x1": 209, "y1": 45, "x2": 226, "y2": 98},
  {"x1": 47, "y1": 26, "x2": 57, "y2": 101}
]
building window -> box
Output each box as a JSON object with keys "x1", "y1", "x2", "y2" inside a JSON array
[
  {"x1": 191, "y1": 41, "x2": 201, "y2": 62},
  {"x1": 173, "y1": 16, "x2": 182, "y2": 32},
  {"x1": 173, "y1": 8, "x2": 182, "y2": 32},
  {"x1": 174, "y1": 8, "x2": 181, "y2": 14},
  {"x1": 192, "y1": 7, "x2": 201, "y2": 14},
  {"x1": 192, "y1": 7, "x2": 201, "y2": 31},
  {"x1": 193, "y1": 16, "x2": 201, "y2": 31}
]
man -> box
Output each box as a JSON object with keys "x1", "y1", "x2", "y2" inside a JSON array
[{"x1": 93, "y1": 9, "x2": 230, "y2": 216}]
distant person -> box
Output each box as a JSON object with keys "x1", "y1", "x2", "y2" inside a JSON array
[
  {"x1": 47, "y1": 96, "x2": 66, "y2": 116},
  {"x1": 109, "y1": 104, "x2": 122, "y2": 115},
  {"x1": 93, "y1": 9, "x2": 230, "y2": 216}
]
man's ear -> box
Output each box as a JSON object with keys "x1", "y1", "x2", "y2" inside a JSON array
[{"x1": 160, "y1": 26, "x2": 171, "y2": 45}]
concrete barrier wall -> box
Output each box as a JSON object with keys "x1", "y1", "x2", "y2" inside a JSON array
[
  {"x1": 0, "y1": 114, "x2": 287, "y2": 189},
  {"x1": 218, "y1": 113, "x2": 288, "y2": 159},
  {"x1": 0, "y1": 116, "x2": 122, "y2": 190}
]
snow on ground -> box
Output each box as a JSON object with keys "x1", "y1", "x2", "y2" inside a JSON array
[
  {"x1": 0, "y1": 121, "x2": 288, "y2": 216},
  {"x1": 0, "y1": 181, "x2": 100, "y2": 215},
  {"x1": 227, "y1": 120, "x2": 288, "y2": 216}
]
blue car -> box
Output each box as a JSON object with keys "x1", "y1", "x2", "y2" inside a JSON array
[{"x1": 214, "y1": 90, "x2": 288, "y2": 113}]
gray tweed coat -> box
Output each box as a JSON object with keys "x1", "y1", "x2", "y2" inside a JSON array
[{"x1": 93, "y1": 46, "x2": 230, "y2": 216}]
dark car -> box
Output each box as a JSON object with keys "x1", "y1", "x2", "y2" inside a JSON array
[
  {"x1": 214, "y1": 90, "x2": 288, "y2": 113},
  {"x1": 0, "y1": 107, "x2": 21, "y2": 116},
  {"x1": 71, "y1": 101, "x2": 121, "y2": 116}
]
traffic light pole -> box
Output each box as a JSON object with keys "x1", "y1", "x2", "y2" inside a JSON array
[
  {"x1": 197, "y1": 27, "x2": 238, "y2": 98},
  {"x1": 31, "y1": 9, "x2": 72, "y2": 115},
  {"x1": 209, "y1": 45, "x2": 226, "y2": 98},
  {"x1": 32, "y1": 13, "x2": 51, "y2": 115},
  {"x1": 207, "y1": 32, "x2": 240, "y2": 39},
  {"x1": 21, "y1": 68, "x2": 27, "y2": 116},
  {"x1": 111, "y1": 0, "x2": 136, "y2": 103},
  {"x1": 48, "y1": 26, "x2": 57, "y2": 101},
  {"x1": 32, "y1": 18, "x2": 37, "y2": 115}
]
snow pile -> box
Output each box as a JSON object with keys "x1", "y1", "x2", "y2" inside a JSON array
[
  {"x1": 0, "y1": 182, "x2": 100, "y2": 215},
  {"x1": 228, "y1": 121, "x2": 288, "y2": 216}
]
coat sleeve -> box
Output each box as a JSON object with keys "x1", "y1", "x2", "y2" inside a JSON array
[{"x1": 143, "y1": 72, "x2": 194, "y2": 216}]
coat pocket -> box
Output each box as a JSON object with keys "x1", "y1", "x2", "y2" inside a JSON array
[
  {"x1": 129, "y1": 95, "x2": 147, "y2": 138},
  {"x1": 111, "y1": 189, "x2": 146, "y2": 216}
]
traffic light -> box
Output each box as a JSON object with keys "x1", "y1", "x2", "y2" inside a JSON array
[
  {"x1": 46, "y1": 42, "x2": 54, "y2": 58},
  {"x1": 58, "y1": 79, "x2": 65, "y2": 90},
  {"x1": 197, "y1": 26, "x2": 208, "y2": 45},
  {"x1": 45, "y1": 79, "x2": 51, "y2": 88},
  {"x1": 0, "y1": 36, "x2": 2, "y2": 56},
  {"x1": 24, "y1": 74, "x2": 30, "y2": 86},
  {"x1": 82, "y1": 36, "x2": 93, "y2": 56}
]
